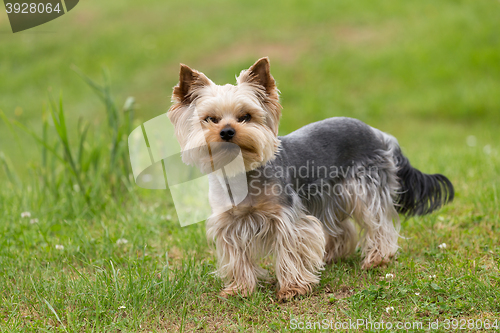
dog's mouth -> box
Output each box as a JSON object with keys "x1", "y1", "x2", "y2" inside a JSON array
[
  {"x1": 199, "y1": 126, "x2": 275, "y2": 172},
  {"x1": 205, "y1": 142, "x2": 241, "y2": 170},
  {"x1": 198, "y1": 140, "x2": 262, "y2": 173}
]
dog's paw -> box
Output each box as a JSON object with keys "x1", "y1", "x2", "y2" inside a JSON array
[
  {"x1": 277, "y1": 289, "x2": 297, "y2": 301},
  {"x1": 276, "y1": 286, "x2": 308, "y2": 301},
  {"x1": 219, "y1": 286, "x2": 250, "y2": 298},
  {"x1": 361, "y1": 253, "x2": 392, "y2": 270}
]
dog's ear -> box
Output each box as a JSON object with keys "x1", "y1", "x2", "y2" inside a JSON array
[
  {"x1": 238, "y1": 57, "x2": 281, "y2": 135},
  {"x1": 172, "y1": 64, "x2": 211, "y2": 104},
  {"x1": 237, "y1": 57, "x2": 277, "y2": 97}
]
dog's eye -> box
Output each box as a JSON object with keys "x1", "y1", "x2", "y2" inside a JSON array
[
  {"x1": 237, "y1": 114, "x2": 251, "y2": 123},
  {"x1": 204, "y1": 116, "x2": 219, "y2": 124}
]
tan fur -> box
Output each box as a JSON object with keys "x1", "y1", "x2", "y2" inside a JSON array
[
  {"x1": 206, "y1": 192, "x2": 325, "y2": 299},
  {"x1": 274, "y1": 214, "x2": 325, "y2": 300},
  {"x1": 237, "y1": 58, "x2": 282, "y2": 135}
]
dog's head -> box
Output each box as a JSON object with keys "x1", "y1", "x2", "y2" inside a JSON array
[{"x1": 167, "y1": 57, "x2": 282, "y2": 174}]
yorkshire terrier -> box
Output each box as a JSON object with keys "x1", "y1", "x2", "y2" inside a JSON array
[{"x1": 167, "y1": 57, "x2": 454, "y2": 300}]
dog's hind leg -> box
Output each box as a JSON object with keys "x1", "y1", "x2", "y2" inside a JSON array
[
  {"x1": 304, "y1": 187, "x2": 358, "y2": 265},
  {"x1": 353, "y1": 185, "x2": 400, "y2": 269},
  {"x1": 323, "y1": 219, "x2": 357, "y2": 264}
]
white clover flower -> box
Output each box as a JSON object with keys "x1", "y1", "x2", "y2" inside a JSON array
[
  {"x1": 385, "y1": 306, "x2": 394, "y2": 313},
  {"x1": 385, "y1": 273, "x2": 394, "y2": 279},
  {"x1": 55, "y1": 245, "x2": 64, "y2": 250},
  {"x1": 466, "y1": 135, "x2": 477, "y2": 147},
  {"x1": 30, "y1": 218, "x2": 39, "y2": 224},
  {"x1": 438, "y1": 243, "x2": 447, "y2": 249},
  {"x1": 21, "y1": 212, "x2": 31, "y2": 218},
  {"x1": 116, "y1": 238, "x2": 128, "y2": 245}
]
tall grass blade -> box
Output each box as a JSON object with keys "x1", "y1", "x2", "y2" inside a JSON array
[
  {"x1": 43, "y1": 299, "x2": 69, "y2": 333},
  {"x1": 48, "y1": 94, "x2": 90, "y2": 206},
  {"x1": 0, "y1": 152, "x2": 20, "y2": 186}
]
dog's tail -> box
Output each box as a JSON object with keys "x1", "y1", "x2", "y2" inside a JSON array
[{"x1": 393, "y1": 148, "x2": 454, "y2": 216}]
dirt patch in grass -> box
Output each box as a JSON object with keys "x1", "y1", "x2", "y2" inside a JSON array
[{"x1": 330, "y1": 285, "x2": 356, "y2": 300}]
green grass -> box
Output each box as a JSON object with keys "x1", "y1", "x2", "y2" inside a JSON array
[{"x1": 1, "y1": 0, "x2": 500, "y2": 331}]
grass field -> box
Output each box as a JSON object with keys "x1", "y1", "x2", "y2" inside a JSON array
[{"x1": 1, "y1": 0, "x2": 500, "y2": 331}]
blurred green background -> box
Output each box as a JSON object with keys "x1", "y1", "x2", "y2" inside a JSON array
[{"x1": 1, "y1": 0, "x2": 499, "y2": 172}]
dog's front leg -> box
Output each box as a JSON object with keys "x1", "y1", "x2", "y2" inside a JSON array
[
  {"x1": 274, "y1": 214, "x2": 326, "y2": 300},
  {"x1": 207, "y1": 212, "x2": 262, "y2": 297},
  {"x1": 214, "y1": 235, "x2": 259, "y2": 297}
]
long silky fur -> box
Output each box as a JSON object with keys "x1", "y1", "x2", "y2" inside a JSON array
[
  {"x1": 303, "y1": 130, "x2": 402, "y2": 267},
  {"x1": 394, "y1": 148, "x2": 454, "y2": 216},
  {"x1": 206, "y1": 200, "x2": 325, "y2": 298}
]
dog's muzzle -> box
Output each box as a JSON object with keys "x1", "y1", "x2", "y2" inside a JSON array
[{"x1": 220, "y1": 126, "x2": 236, "y2": 141}]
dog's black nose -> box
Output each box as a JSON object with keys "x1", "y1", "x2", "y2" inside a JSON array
[{"x1": 220, "y1": 127, "x2": 236, "y2": 141}]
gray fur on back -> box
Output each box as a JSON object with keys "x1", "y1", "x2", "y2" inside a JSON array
[
  {"x1": 245, "y1": 117, "x2": 400, "y2": 235},
  {"x1": 276, "y1": 117, "x2": 386, "y2": 186}
]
